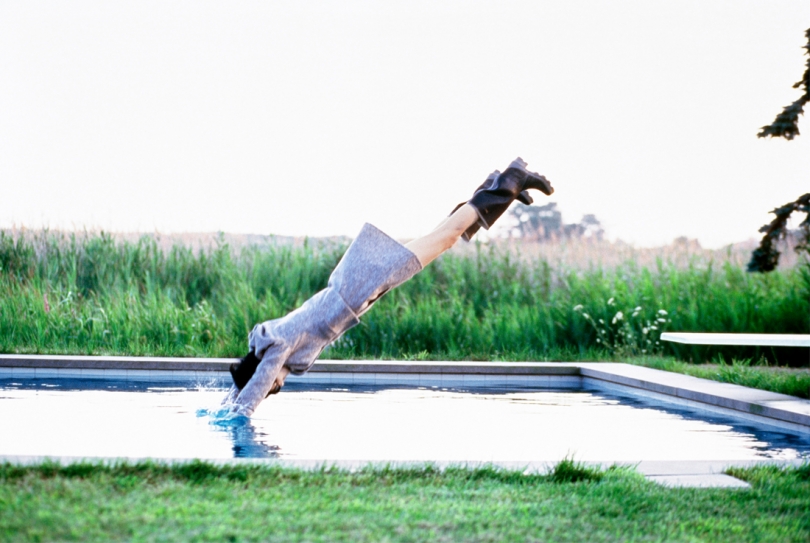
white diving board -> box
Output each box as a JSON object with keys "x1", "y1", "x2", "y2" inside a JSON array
[{"x1": 661, "y1": 333, "x2": 810, "y2": 347}]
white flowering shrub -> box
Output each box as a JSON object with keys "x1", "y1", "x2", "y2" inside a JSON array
[{"x1": 573, "y1": 298, "x2": 671, "y2": 357}]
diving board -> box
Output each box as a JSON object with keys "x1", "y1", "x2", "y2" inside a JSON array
[{"x1": 661, "y1": 333, "x2": 810, "y2": 347}]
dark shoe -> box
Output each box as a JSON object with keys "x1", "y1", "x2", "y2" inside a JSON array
[
  {"x1": 229, "y1": 350, "x2": 261, "y2": 390},
  {"x1": 470, "y1": 157, "x2": 554, "y2": 231},
  {"x1": 453, "y1": 158, "x2": 553, "y2": 241},
  {"x1": 509, "y1": 157, "x2": 554, "y2": 196},
  {"x1": 450, "y1": 170, "x2": 534, "y2": 241}
]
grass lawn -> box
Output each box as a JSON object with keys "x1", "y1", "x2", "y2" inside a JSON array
[
  {"x1": 1, "y1": 461, "x2": 809, "y2": 543},
  {"x1": 627, "y1": 356, "x2": 810, "y2": 399}
]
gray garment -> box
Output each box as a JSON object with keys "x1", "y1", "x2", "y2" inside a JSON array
[{"x1": 230, "y1": 223, "x2": 422, "y2": 416}]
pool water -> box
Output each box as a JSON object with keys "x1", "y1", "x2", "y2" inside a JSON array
[{"x1": 1, "y1": 378, "x2": 808, "y2": 462}]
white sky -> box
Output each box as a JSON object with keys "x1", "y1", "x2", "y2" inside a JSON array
[{"x1": 1, "y1": 1, "x2": 809, "y2": 248}]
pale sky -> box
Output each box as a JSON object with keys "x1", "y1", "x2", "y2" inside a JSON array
[{"x1": 1, "y1": 1, "x2": 809, "y2": 248}]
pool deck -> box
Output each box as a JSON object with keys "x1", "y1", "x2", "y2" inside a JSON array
[{"x1": 2, "y1": 354, "x2": 808, "y2": 488}]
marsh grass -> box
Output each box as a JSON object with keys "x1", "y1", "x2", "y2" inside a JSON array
[{"x1": 1, "y1": 230, "x2": 808, "y2": 365}]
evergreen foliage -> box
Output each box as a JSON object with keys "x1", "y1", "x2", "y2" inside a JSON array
[
  {"x1": 750, "y1": 28, "x2": 810, "y2": 272},
  {"x1": 748, "y1": 193, "x2": 810, "y2": 272},
  {"x1": 758, "y1": 28, "x2": 810, "y2": 140}
]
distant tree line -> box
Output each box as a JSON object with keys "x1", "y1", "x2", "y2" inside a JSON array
[{"x1": 508, "y1": 203, "x2": 604, "y2": 242}]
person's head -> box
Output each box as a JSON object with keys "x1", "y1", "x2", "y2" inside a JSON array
[
  {"x1": 230, "y1": 351, "x2": 290, "y2": 397},
  {"x1": 229, "y1": 350, "x2": 261, "y2": 390}
]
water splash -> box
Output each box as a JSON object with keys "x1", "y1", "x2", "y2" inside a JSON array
[
  {"x1": 192, "y1": 376, "x2": 229, "y2": 393},
  {"x1": 196, "y1": 405, "x2": 280, "y2": 458},
  {"x1": 196, "y1": 406, "x2": 250, "y2": 427}
]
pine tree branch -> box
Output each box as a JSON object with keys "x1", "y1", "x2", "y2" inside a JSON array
[
  {"x1": 758, "y1": 28, "x2": 810, "y2": 140},
  {"x1": 748, "y1": 193, "x2": 810, "y2": 272}
]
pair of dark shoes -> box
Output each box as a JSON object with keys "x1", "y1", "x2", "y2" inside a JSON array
[
  {"x1": 229, "y1": 351, "x2": 284, "y2": 397},
  {"x1": 452, "y1": 157, "x2": 554, "y2": 241}
]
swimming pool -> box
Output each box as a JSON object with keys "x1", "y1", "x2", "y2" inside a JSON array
[{"x1": 2, "y1": 377, "x2": 808, "y2": 462}]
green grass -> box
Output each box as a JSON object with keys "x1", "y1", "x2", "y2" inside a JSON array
[
  {"x1": 1, "y1": 460, "x2": 808, "y2": 542},
  {"x1": 2, "y1": 230, "x2": 807, "y2": 366},
  {"x1": 629, "y1": 356, "x2": 810, "y2": 399},
  {"x1": 2, "y1": 233, "x2": 808, "y2": 540}
]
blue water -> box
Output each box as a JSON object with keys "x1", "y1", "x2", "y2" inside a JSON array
[{"x1": 1, "y1": 378, "x2": 808, "y2": 461}]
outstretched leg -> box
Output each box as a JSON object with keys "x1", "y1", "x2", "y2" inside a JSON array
[
  {"x1": 268, "y1": 159, "x2": 554, "y2": 394},
  {"x1": 228, "y1": 158, "x2": 554, "y2": 412},
  {"x1": 405, "y1": 204, "x2": 479, "y2": 267},
  {"x1": 405, "y1": 158, "x2": 553, "y2": 266},
  {"x1": 259, "y1": 210, "x2": 478, "y2": 398}
]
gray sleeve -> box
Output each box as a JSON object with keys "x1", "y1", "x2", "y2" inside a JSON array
[
  {"x1": 221, "y1": 385, "x2": 240, "y2": 405},
  {"x1": 230, "y1": 343, "x2": 287, "y2": 416},
  {"x1": 228, "y1": 223, "x2": 422, "y2": 415}
]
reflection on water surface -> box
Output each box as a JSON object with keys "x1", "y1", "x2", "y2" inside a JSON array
[{"x1": 1, "y1": 379, "x2": 808, "y2": 461}]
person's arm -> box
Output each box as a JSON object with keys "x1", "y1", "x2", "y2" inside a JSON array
[{"x1": 230, "y1": 346, "x2": 287, "y2": 416}]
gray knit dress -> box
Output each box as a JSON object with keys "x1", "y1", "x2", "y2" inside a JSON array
[{"x1": 226, "y1": 223, "x2": 423, "y2": 416}]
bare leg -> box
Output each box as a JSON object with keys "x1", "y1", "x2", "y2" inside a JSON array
[{"x1": 405, "y1": 204, "x2": 479, "y2": 267}]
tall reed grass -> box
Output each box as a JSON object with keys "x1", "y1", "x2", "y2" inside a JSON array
[{"x1": 1, "y1": 230, "x2": 807, "y2": 365}]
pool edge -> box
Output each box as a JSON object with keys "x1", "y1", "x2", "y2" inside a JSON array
[{"x1": 1, "y1": 355, "x2": 808, "y2": 431}]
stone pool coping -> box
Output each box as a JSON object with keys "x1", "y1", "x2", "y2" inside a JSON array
[{"x1": 1, "y1": 354, "x2": 808, "y2": 430}]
